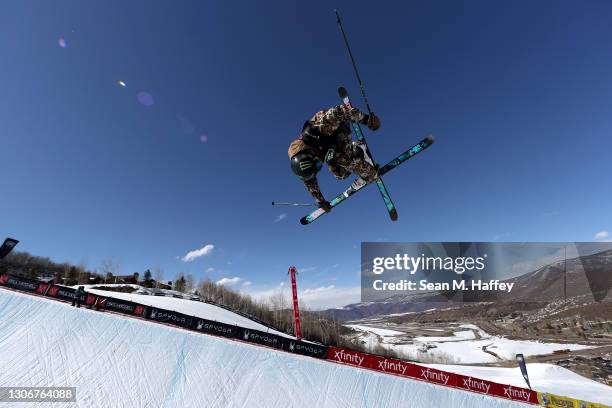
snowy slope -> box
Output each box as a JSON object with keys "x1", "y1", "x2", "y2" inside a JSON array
[
  {"x1": 85, "y1": 288, "x2": 293, "y2": 338},
  {"x1": 0, "y1": 289, "x2": 533, "y2": 408},
  {"x1": 349, "y1": 324, "x2": 592, "y2": 364},
  {"x1": 346, "y1": 324, "x2": 404, "y2": 336}
]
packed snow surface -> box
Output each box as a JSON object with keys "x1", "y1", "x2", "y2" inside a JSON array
[
  {"x1": 0, "y1": 289, "x2": 534, "y2": 408},
  {"x1": 85, "y1": 288, "x2": 294, "y2": 338}
]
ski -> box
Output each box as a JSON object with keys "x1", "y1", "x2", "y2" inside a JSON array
[
  {"x1": 338, "y1": 86, "x2": 397, "y2": 221},
  {"x1": 300, "y1": 135, "x2": 435, "y2": 225}
]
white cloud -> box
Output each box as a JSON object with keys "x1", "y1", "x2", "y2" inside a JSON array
[
  {"x1": 181, "y1": 244, "x2": 214, "y2": 262},
  {"x1": 217, "y1": 277, "x2": 241, "y2": 286},
  {"x1": 302, "y1": 285, "x2": 335, "y2": 295},
  {"x1": 492, "y1": 232, "x2": 511, "y2": 242},
  {"x1": 297, "y1": 266, "x2": 317, "y2": 273},
  {"x1": 245, "y1": 284, "x2": 360, "y2": 311},
  {"x1": 300, "y1": 285, "x2": 361, "y2": 310},
  {"x1": 274, "y1": 213, "x2": 287, "y2": 223},
  {"x1": 594, "y1": 231, "x2": 609, "y2": 241},
  {"x1": 206, "y1": 267, "x2": 216, "y2": 273},
  {"x1": 242, "y1": 281, "x2": 252, "y2": 287}
]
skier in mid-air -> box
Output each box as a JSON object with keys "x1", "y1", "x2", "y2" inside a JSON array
[{"x1": 288, "y1": 103, "x2": 381, "y2": 212}]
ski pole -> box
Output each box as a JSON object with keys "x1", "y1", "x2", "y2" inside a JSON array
[
  {"x1": 335, "y1": 9, "x2": 373, "y2": 115},
  {"x1": 272, "y1": 201, "x2": 316, "y2": 207}
]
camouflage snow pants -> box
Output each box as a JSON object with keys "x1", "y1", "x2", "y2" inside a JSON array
[
  {"x1": 327, "y1": 140, "x2": 377, "y2": 182},
  {"x1": 303, "y1": 139, "x2": 378, "y2": 202}
]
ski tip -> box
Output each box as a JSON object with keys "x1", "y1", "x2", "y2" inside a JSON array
[
  {"x1": 299, "y1": 217, "x2": 309, "y2": 225},
  {"x1": 426, "y1": 135, "x2": 435, "y2": 144},
  {"x1": 390, "y1": 210, "x2": 398, "y2": 221}
]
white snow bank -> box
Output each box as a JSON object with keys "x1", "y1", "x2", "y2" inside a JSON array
[
  {"x1": 352, "y1": 323, "x2": 592, "y2": 364},
  {"x1": 415, "y1": 329, "x2": 477, "y2": 342},
  {"x1": 396, "y1": 336, "x2": 591, "y2": 364},
  {"x1": 0, "y1": 289, "x2": 531, "y2": 408},
  {"x1": 346, "y1": 324, "x2": 404, "y2": 336},
  {"x1": 86, "y1": 288, "x2": 293, "y2": 338}
]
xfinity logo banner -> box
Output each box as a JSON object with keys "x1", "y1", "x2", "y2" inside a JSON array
[{"x1": 361, "y1": 242, "x2": 612, "y2": 303}]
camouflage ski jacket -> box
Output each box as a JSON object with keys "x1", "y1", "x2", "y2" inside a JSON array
[{"x1": 288, "y1": 104, "x2": 368, "y2": 159}]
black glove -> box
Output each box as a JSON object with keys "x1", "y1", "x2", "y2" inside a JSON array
[
  {"x1": 366, "y1": 113, "x2": 381, "y2": 131},
  {"x1": 318, "y1": 200, "x2": 332, "y2": 212}
]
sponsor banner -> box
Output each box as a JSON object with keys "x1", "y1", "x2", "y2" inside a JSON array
[
  {"x1": 500, "y1": 384, "x2": 538, "y2": 405},
  {"x1": 46, "y1": 285, "x2": 77, "y2": 302},
  {"x1": 98, "y1": 297, "x2": 144, "y2": 316},
  {"x1": 369, "y1": 354, "x2": 416, "y2": 377},
  {"x1": 239, "y1": 328, "x2": 282, "y2": 349},
  {"x1": 192, "y1": 318, "x2": 238, "y2": 339},
  {"x1": 36, "y1": 282, "x2": 50, "y2": 295},
  {"x1": 3, "y1": 275, "x2": 41, "y2": 293},
  {"x1": 85, "y1": 294, "x2": 97, "y2": 306},
  {"x1": 327, "y1": 346, "x2": 376, "y2": 369},
  {"x1": 406, "y1": 364, "x2": 457, "y2": 387},
  {"x1": 0, "y1": 274, "x2": 8, "y2": 286},
  {"x1": 328, "y1": 347, "x2": 540, "y2": 405},
  {"x1": 456, "y1": 374, "x2": 505, "y2": 398},
  {"x1": 147, "y1": 307, "x2": 193, "y2": 329},
  {"x1": 279, "y1": 337, "x2": 328, "y2": 359},
  {"x1": 538, "y1": 392, "x2": 609, "y2": 408}
]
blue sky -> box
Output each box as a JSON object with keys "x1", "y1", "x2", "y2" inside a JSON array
[{"x1": 1, "y1": 1, "x2": 611, "y2": 309}]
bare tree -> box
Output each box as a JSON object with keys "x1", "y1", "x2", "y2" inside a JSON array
[
  {"x1": 76, "y1": 260, "x2": 88, "y2": 284},
  {"x1": 268, "y1": 287, "x2": 289, "y2": 328},
  {"x1": 99, "y1": 258, "x2": 120, "y2": 283},
  {"x1": 153, "y1": 267, "x2": 164, "y2": 288},
  {"x1": 185, "y1": 274, "x2": 194, "y2": 293}
]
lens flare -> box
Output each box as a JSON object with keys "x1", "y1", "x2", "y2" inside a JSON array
[
  {"x1": 178, "y1": 115, "x2": 195, "y2": 134},
  {"x1": 136, "y1": 91, "x2": 154, "y2": 106},
  {"x1": 58, "y1": 37, "x2": 67, "y2": 48}
]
